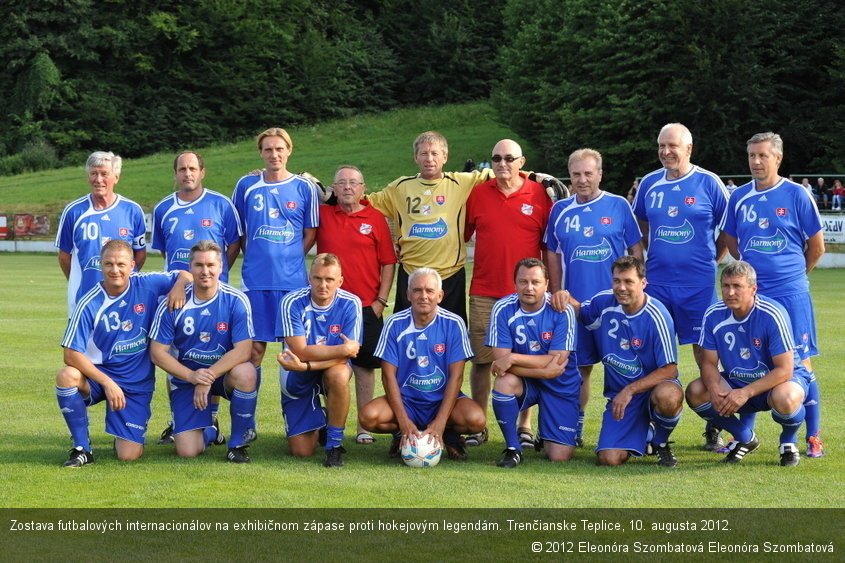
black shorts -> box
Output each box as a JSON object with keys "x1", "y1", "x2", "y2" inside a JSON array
[
  {"x1": 351, "y1": 305, "x2": 384, "y2": 370},
  {"x1": 394, "y1": 267, "x2": 467, "y2": 323}
]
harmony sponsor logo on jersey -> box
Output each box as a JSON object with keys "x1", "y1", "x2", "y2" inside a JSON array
[
  {"x1": 403, "y1": 367, "x2": 446, "y2": 393},
  {"x1": 253, "y1": 222, "x2": 295, "y2": 244},
  {"x1": 111, "y1": 329, "x2": 148, "y2": 357},
  {"x1": 603, "y1": 353, "x2": 643, "y2": 379},
  {"x1": 571, "y1": 238, "x2": 613, "y2": 263},
  {"x1": 654, "y1": 219, "x2": 694, "y2": 244},
  {"x1": 408, "y1": 218, "x2": 448, "y2": 239},
  {"x1": 172, "y1": 248, "x2": 191, "y2": 265},
  {"x1": 183, "y1": 344, "x2": 227, "y2": 366},
  {"x1": 728, "y1": 361, "x2": 768, "y2": 383},
  {"x1": 84, "y1": 256, "x2": 101, "y2": 272},
  {"x1": 744, "y1": 229, "x2": 787, "y2": 254}
]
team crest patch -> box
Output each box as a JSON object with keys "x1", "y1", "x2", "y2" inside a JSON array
[
  {"x1": 668, "y1": 206, "x2": 679, "y2": 217},
  {"x1": 752, "y1": 338, "x2": 762, "y2": 349},
  {"x1": 286, "y1": 201, "x2": 297, "y2": 210},
  {"x1": 317, "y1": 336, "x2": 327, "y2": 345},
  {"x1": 200, "y1": 332, "x2": 211, "y2": 343},
  {"x1": 802, "y1": 333, "x2": 809, "y2": 343},
  {"x1": 421, "y1": 205, "x2": 432, "y2": 215},
  {"x1": 122, "y1": 320, "x2": 133, "y2": 332},
  {"x1": 541, "y1": 331, "x2": 553, "y2": 341},
  {"x1": 435, "y1": 195, "x2": 446, "y2": 205},
  {"x1": 359, "y1": 223, "x2": 373, "y2": 235},
  {"x1": 584, "y1": 226, "x2": 594, "y2": 237},
  {"x1": 620, "y1": 338, "x2": 630, "y2": 350},
  {"x1": 776, "y1": 207, "x2": 787, "y2": 216},
  {"x1": 119, "y1": 228, "x2": 129, "y2": 236},
  {"x1": 601, "y1": 217, "x2": 612, "y2": 225},
  {"x1": 434, "y1": 344, "x2": 446, "y2": 355},
  {"x1": 740, "y1": 347, "x2": 751, "y2": 360},
  {"x1": 417, "y1": 356, "x2": 430, "y2": 367},
  {"x1": 521, "y1": 204, "x2": 534, "y2": 215},
  {"x1": 758, "y1": 218, "x2": 769, "y2": 229},
  {"x1": 183, "y1": 230, "x2": 195, "y2": 240},
  {"x1": 329, "y1": 324, "x2": 341, "y2": 334},
  {"x1": 684, "y1": 197, "x2": 696, "y2": 205},
  {"x1": 201, "y1": 219, "x2": 212, "y2": 227},
  {"x1": 269, "y1": 208, "x2": 280, "y2": 218},
  {"x1": 216, "y1": 322, "x2": 228, "y2": 333},
  {"x1": 529, "y1": 341, "x2": 541, "y2": 352},
  {"x1": 631, "y1": 337, "x2": 642, "y2": 349},
  {"x1": 133, "y1": 304, "x2": 145, "y2": 314}
]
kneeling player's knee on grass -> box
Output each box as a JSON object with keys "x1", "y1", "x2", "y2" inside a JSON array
[
  {"x1": 547, "y1": 444, "x2": 574, "y2": 462},
  {"x1": 597, "y1": 450, "x2": 628, "y2": 466},
  {"x1": 115, "y1": 441, "x2": 143, "y2": 461}
]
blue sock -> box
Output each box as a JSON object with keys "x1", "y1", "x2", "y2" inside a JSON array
[
  {"x1": 203, "y1": 425, "x2": 217, "y2": 445},
  {"x1": 253, "y1": 366, "x2": 262, "y2": 433},
  {"x1": 210, "y1": 401, "x2": 219, "y2": 418},
  {"x1": 772, "y1": 404, "x2": 805, "y2": 444},
  {"x1": 692, "y1": 402, "x2": 753, "y2": 443},
  {"x1": 229, "y1": 388, "x2": 258, "y2": 448},
  {"x1": 738, "y1": 411, "x2": 757, "y2": 432},
  {"x1": 56, "y1": 386, "x2": 90, "y2": 451},
  {"x1": 651, "y1": 409, "x2": 681, "y2": 445},
  {"x1": 804, "y1": 374, "x2": 820, "y2": 439},
  {"x1": 576, "y1": 411, "x2": 585, "y2": 438},
  {"x1": 492, "y1": 390, "x2": 521, "y2": 450},
  {"x1": 325, "y1": 425, "x2": 345, "y2": 450}
]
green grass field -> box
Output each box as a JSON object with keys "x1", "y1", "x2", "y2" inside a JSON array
[{"x1": 0, "y1": 253, "x2": 842, "y2": 509}]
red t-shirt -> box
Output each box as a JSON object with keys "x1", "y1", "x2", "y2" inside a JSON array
[
  {"x1": 465, "y1": 174, "x2": 552, "y2": 298},
  {"x1": 316, "y1": 201, "x2": 397, "y2": 306}
]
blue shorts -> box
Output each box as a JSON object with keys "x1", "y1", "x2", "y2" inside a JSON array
[
  {"x1": 723, "y1": 372, "x2": 809, "y2": 413},
  {"x1": 646, "y1": 283, "x2": 716, "y2": 345},
  {"x1": 596, "y1": 380, "x2": 681, "y2": 456},
  {"x1": 576, "y1": 323, "x2": 599, "y2": 366},
  {"x1": 516, "y1": 379, "x2": 579, "y2": 446},
  {"x1": 403, "y1": 392, "x2": 469, "y2": 429},
  {"x1": 768, "y1": 292, "x2": 818, "y2": 360},
  {"x1": 279, "y1": 368, "x2": 327, "y2": 437},
  {"x1": 85, "y1": 379, "x2": 153, "y2": 445},
  {"x1": 246, "y1": 289, "x2": 288, "y2": 343},
  {"x1": 169, "y1": 376, "x2": 231, "y2": 435}
]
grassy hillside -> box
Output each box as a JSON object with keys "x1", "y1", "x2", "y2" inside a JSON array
[{"x1": 0, "y1": 102, "x2": 535, "y2": 215}]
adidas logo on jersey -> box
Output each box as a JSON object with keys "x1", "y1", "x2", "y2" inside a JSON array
[
  {"x1": 738, "y1": 326, "x2": 745, "y2": 332},
  {"x1": 672, "y1": 185, "x2": 681, "y2": 191},
  {"x1": 423, "y1": 190, "x2": 432, "y2": 195},
  {"x1": 186, "y1": 208, "x2": 194, "y2": 214},
  {"x1": 270, "y1": 188, "x2": 279, "y2": 194},
  {"x1": 316, "y1": 314, "x2": 326, "y2": 322},
  {"x1": 583, "y1": 206, "x2": 593, "y2": 212},
  {"x1": 201, "y1": 309, "x2": 211, "y2": 316},
  {"x1": 119, "y1": 300, "x2": 128, "y2": 307},
  {"x1": 102, "y1": 214, "x2": 111, "y2": 221},
  {"x1": 759, "y1": 195, "x2": 768, "y2": 201},
  {"x1": 417, "y1": 333, "x2": 428, "y2": 340},
  {"x1": 527, "y1": 319, "x2": 536, "y2": 327}
]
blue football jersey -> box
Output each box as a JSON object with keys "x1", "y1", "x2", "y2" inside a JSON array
[
  {"x1": 486, "y1": 293, "x2": 580, "y2": 396},
  {"x1": 232, "y1": 173, "x2": 319, "y2": 291},
  {"x1": 279, "y1": 287, "x2": 362, "y2": 348},
  {"x1": 580, "y1": 291, "x2": 678, "y2": 397},
  {"x1": 721, "y1": 178, "x2": 822, "y2": 296},
  {"x1": 61, "y1": 271, "x2": 179, "y2": 393},
  {"x1": 633, "y1": 165, "x2": 728, "y2": 286},
  {"x1": 55, "y1": 194, "x2": 147, "y2": 311},
  {"x1": 150, "y1": 282, "x2": 254, "y2": 372},
  {"x1": 375, "y1": 308, "x2": 473, "y2": 407},
  {"x1": 699, "y1": 294, "x2": 812, "y2": 386},
  {"x1": 151, "y1": 189, "x2": 241, "y2": 282},
  {"x1": 545, "y1": 191, "x2": 642, "y2": 301}
]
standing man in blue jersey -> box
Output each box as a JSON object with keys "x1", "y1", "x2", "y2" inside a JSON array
[
  {"x1": 150, "y1": 241, "x2": 257, "y2": 463},
  {"x1": 54, "y1": 240, "x2": 190, "y2": 467},
  {"x1": 686, "y1": 261, "x2": 810, "y2": 466},
  {"x1": 633, "y1": 123, "x2": 729, "y2": 451},
  {"x1": 547, "y1": 149, "x2": 642, "y2": 447},
  {"x1": 561, "y1": 256, "x2": 683, "y2": 467},
  {"x1": 276, "y1": 253, "x2": 362, "y2": 467},
  {"x1": 487, "y1": 258, "x2": 579, "y2": 468},
  {"x1": 232, "y1": 128, "x2": 320, "y2": 413},
  {"x1": 152, "y1": 151, "x2": 242, "y2": 445},
  {"x1": 358, "y1": 267, "x2": 486, "y2": 461},
  {"x1": 721, "y1": 132, "x2": 825, "y2": 457},
  {"x1": 56, "y1": 151, "x2": 147, "y2": 314}
]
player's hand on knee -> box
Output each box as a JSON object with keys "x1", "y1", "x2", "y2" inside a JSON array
[{"x1": 612, "y1": 388, "x2": 633, "y2": 421}]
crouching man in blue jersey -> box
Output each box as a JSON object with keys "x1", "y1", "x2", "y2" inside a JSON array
[
  {"x1": 358, "y1": 267, "x2": 486, "y2": 462},
  {"x1": 150, "y1": 241, "x2": 257, "y2": 463},
  {"x1": 559, "y1": 256, "x2": 683, "y2": 468},
  {"x1": 488, "y1": 258, "x2": 578, "y2": 468},
  {"x1": 55, "y1": 240, "x2": 191, "y2": 467},
  {"x1": 686, "y1": 261, "x2": 809, "y2": 466}
]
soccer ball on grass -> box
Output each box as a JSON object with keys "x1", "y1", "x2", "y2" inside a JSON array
[{"x1": 401, "y1": 435, "x2": 442, "y2": 467}]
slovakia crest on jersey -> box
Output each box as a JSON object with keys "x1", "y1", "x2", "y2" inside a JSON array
[
  {"x1": 134, "y1": 304, "x2": 145, "y2": 314},
  {"x1": 184, "y1": 230, "x2": 195, "y2": 240},
  {"x1": 584, "y1": 226, "x2": 594, "y2": 237},
  {"x1": 740, "y1": 347, "x2": 751, "y2": 360},
  {"x1": 286, "y1": 201, "x2": 297, "y2": 210},
  {"x1": 776, "y1": 207, "x2": 787, "y2": 216},
  {"x1": 216, "y1": 322, "x2": 228, "y2": 333},
  {"x1": 541, "y1": 331, "x2": 553, "y2": 341},
  {"x1": 269, "y1": 208, "x2": 280, "y2": 218},
  {"x1": 417, "y1": 356, "x2": 429, "y2": 367},
  {"x1": 329, "y1": 324, "x2": 341, "y2": 334},
  {"x1": 758, "y1": 218, "x2": 769, "y2": 229},
  {"x1": 521, "y1": 204, "x2": 534, "y2": 216},
  {"x1": 434, "y1": 344, "x2": 446, "y2": 355},
  {"x1": 435, "y1": 195, "x2": 446, "y2": 205},
  {"x1": 421, "y1": 205, "x2": 432, "y2": 215},
  {"x1": 601, "y1": 217, "x2": 612, "y2": 225},
  {"x1": 200, "y1": 332, "x2": 211, "y2": 343},
  {"x1": 684, "y1": 197, "x2": 696, "y2": 206},
  {"x1": 359, "y1": 223, "x2": 373, "y2": 235},
  {"x1": 122, "y1": 320, "x2": 133, "y2": 332},
  {"x1": 631, "y1": 337, "x2": 642, "y2": 349},
  {"x1": 668, "y1": 206, "x2": 679, "y2": 217},
  {"x1": 119, "y1": 228, "x2": 129, "y2": 236},
  {"x1": 201, "y1": 219, "x2": 212, "y2": 228},
  {"x1": 752, "y1": 338, "x2": 762, "y2": 349},
  {"x1": 620, "y1": 338, "x2": 630, "y2": 351},
  {"x1": 529, "y1": 341, "x2": 541, "y2": 352}
]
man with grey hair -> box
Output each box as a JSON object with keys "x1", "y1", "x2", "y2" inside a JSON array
[
  {"x1": 359, "y1": 267, "x2": 486, "y2": 461},
  {"x1": 720, "y1": 132, "x2": 825, "y2": 457},
  {"x1": 56, "y1": 151, "x2": 147, "y2": 314},
  {"x1": 633, "y1": 123, "x2": 729, "y2": 451}
]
